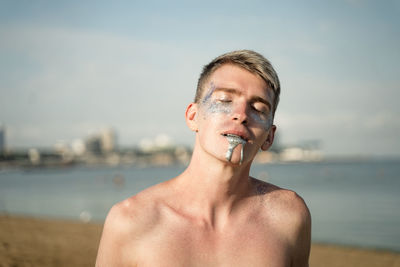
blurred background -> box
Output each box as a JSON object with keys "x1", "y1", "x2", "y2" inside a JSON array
[
  {"x1": 0, "y1": 1, "x2": 399, "y2": 266},
  {"x1": 1, "y1": 0, "x2": 399, "y2": 157}
]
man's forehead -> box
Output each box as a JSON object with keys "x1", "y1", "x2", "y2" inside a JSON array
[{"x1": 206, "y1": 64, "x2": 273, "y2": 94}]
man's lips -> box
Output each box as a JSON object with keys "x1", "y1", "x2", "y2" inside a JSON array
[{"x1": 221, "y1": 132, "x2": 249, "y2": 142}]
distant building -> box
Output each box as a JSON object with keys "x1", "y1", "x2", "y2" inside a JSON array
[
  {"x1": 86, "y1": 135, "x2": 102, "y2": 155},
  {"x1": 28, "y1": 148, "x2": 41, "y2": 164},
  {"x1": 0, "y1": 124, "x2": 5, "y2": 154},
  {"x1": 100, "y1": 128, "x2": 116, "y2": 153},
  {"x1": 85, "y1": 128, "x2": 117, "y2": 155},
  {"x1": 71, "y1": 139, "x2": 86, "y2": 156},
  {"x1": 279, "y1": 146, "x2": 323, "y2": 162},
  {"x1": 139, "y1": 134, "x2": 173, "y2": 152},
  {"x1": 280, "y1": 147, "x2": 305, "y2": 162}
]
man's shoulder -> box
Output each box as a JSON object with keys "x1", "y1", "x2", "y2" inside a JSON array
[
  {"x1": 251, "y1": 177, "x2": 311, "y2": 258},
  {"x1": 251, "y1": 177, "x2": 310, "y2": 226},
  {"x1": 103, "y1": 181, "x2": 171, "y2": 236},
  {"x1": 96, "y1": 181, "x2": 174, "y2": 266}
]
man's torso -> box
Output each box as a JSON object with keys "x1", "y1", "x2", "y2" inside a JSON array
[{"x1": 116, "y1": 179, "x2": 299, "y2": 267}]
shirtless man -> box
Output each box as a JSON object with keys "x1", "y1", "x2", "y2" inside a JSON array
[{"x1": 96, "y1": 50, "x2": 311, "y2": 267}]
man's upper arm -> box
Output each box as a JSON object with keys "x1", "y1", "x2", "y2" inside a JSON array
[
  {"x1": 291, "y1": 196, "x2": 312, "y2": 267},
  {"x1": 96, "y1": 204, "x2": 134, "y2": 267}
]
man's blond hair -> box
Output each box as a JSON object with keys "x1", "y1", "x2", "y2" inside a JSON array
[{"x1": 195, "y1": 50, "x2": 281, "y2": 116}]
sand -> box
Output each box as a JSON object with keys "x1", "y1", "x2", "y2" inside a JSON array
[{"x1": 0, "y1": 215, "x2": 399, "y2": 267}]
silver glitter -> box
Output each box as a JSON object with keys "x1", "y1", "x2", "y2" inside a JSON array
[
  {"x1": 201, "y1": 84, "x2": 232, "y2": 115},
  {"x1": 225, "y1": 134, "x2": 247, "y2": 164},
  {"x1": 249, "y1": 112, "x2": 273, "y2": 131}
]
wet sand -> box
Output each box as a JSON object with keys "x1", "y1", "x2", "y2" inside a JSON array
[{"x1": 0, "y1": 215, "x2": 399, "y2": 267}]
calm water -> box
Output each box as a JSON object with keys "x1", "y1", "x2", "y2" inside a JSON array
[{"x1": 0, "y1": 160, "x2": 399, "y2": 251}]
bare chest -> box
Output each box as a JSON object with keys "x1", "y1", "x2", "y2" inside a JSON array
[{"x1": 130, "y1": 222, "x2": 291, "y2": 267}]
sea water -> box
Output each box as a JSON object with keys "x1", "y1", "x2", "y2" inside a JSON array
[{"x1": 0, "y1": 160, "x2": 399, "y2": 251}]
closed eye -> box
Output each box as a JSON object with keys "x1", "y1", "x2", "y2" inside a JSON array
[
  {"x1": 217, "y1": 98, "x2": 232, "y2": 103},
  {"x1": 251, "y1": 104, "x2": 268, "y2": 115}
]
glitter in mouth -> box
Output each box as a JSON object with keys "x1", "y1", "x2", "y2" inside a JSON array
[{"x1": 223, "y1": 134, "x2": 247, "y2": 164}]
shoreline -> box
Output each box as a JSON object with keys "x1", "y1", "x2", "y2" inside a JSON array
[{"x1": 1, "y1": 215, "x2": 399, "y2": 267}]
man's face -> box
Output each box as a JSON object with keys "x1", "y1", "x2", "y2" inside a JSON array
[{"x1": 191, "y1": 64, "x2": 276, "y2": 165}]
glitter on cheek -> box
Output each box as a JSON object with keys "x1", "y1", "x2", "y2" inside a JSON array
[
  {"x1": 200, "y1": 83, "x2": 233, "y2": 116},
  {"x1": 250, "y1": 112, "x2": 273, "y2": 131},
  {"x1": 207, "y1": 101, "x2": 232, "y2": 114}
]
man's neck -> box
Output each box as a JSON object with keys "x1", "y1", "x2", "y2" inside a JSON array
[{"x1": 174, "y1": 144, "x2": 253, "y2": 229}]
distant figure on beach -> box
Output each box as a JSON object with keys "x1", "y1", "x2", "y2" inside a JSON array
[{"x1": 96, "y1": 50, "x2": 311, "y2": 266}]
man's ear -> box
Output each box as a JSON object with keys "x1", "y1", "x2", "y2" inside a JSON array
[
  {"x1": 261, "y1": 125, "x2": 276, "y2": 151},
  {"x1": 185, "y1": 103, "x2": 198, "y2": 132}
]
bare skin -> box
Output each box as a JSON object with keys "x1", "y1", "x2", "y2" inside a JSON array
[{"x1": 96, "y1": 64, "x2": 311, "y2": 267}]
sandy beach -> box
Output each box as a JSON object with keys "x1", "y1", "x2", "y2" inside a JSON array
[{"x1": 0, "y1": 215, "x2": 399, "y2": 267}]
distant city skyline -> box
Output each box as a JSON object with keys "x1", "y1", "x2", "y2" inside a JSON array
[{"x1": 1, "y1": 1, "x2": 399, "y2": 156}]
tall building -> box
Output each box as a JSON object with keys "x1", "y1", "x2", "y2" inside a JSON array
[
  {"x1": 100, "y1": 128, "x2": 116, "y2": 153},
  {"x1": 86, "y1": 135, "x2": 102, "y2": 155},
  {"x1": 85, "y1": 128, "x2": 117, "y2": 155},
  {"x1": 0, "y1": 124, "x2": 5, "y2": 154}
]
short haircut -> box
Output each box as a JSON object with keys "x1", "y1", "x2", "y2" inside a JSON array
[{"x1": 195, "y1": 50, "x2": 281, "y2": 116}]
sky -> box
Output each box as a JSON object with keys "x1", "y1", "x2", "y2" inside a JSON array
[{"x1": 1, "y1": 0, "x2": 399, "y2": 156}]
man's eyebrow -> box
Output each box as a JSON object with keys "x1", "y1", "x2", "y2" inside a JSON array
[
  {"x1": 213, "y1": 87, "x2": 241, "y2": 95},
  {"x1": 214, "y1": 87, "x2": 272, "y2": 110}
]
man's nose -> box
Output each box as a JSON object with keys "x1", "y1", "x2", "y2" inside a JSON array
[{"x1": 231, "y1": 101, "x2": 248, "y2": 125}]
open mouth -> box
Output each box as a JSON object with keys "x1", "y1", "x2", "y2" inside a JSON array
[{"x1": 222, "y1": 133, "x2": 248, "y2": 142}]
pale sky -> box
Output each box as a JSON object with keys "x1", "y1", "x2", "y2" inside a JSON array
[{"x1": 1, "y1": 0, "x2": 399, "y2": 156}]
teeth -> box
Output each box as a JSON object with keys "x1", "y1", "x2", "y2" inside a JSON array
[
  {"x1": 223, "y1": 133, "x2": 246, "y2": 141},
  {"x1": 223, "y1": 133, "x2": 239, "y2": 137},
  {"x1": 223, "y1": 134, "x2": 247, "y2": 145}
]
